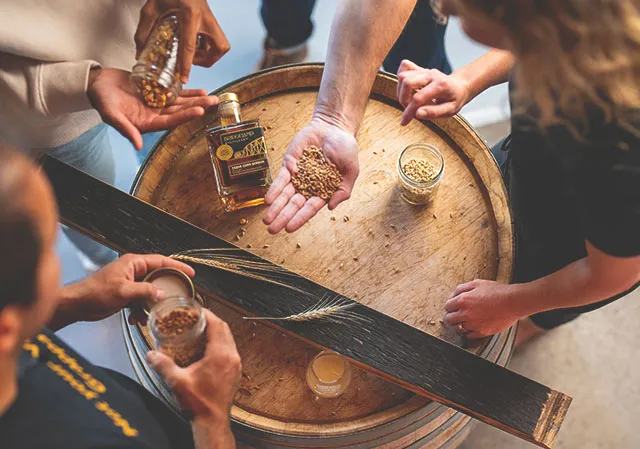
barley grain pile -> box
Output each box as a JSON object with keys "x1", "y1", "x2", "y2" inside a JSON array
[{"x1": 291, "y1": 146, "x2": 342, "y2": 200}]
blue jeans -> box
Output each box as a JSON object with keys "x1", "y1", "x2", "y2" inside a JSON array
[
  {"x1": 260, "y1": 0, "x2": 451, "y2": 74},
  {"x1": 47, "y1": 124, "x2": 118, "y2": 266}
]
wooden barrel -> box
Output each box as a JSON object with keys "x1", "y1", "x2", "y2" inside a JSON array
[{"x1": 122, "y1": 64, "x2": 515, "y2": 449}]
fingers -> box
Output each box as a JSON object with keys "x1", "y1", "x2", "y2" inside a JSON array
[
  {"x1": 444, "y1": 296, "x2": 461, "y2": 312},
  {"x1": 178, "y1": 89, "x2": 213, "y2": 98},
  {"x1": 397, "y1": 71, "x2": 434, "y2": 108},
  {"x1": 106, "y1": 109, "x2": 144, "y2": 150},
  {"x1": 401, "y1": 83, "x2": 443, "y2": 125},
  {"x1": 194, "y1": 14, "x2": 230, "y2": 67},
  {"x1": 444, "y1": 310, "x2": 465, "y2": 325},
  {"x1": 267, "y1": 193, "x2": 306, "y2": 234},
  {"x1": 147, "y1": 106, "x2": 206, "y2": 131},
  {"x1": 147, "y1": 350, "x2": 182, "y2": 382},
  {"x1": 128, "y1": 254, "x2": 196, "y2": 280},
  {"x1": 263, "y1": 183, "x2": 296, "y2": 225},
  {"x1": 285, "y1": 196, "x2": 326, "y2": 233},
  {"x1": 177, "y1": 6, "x2": 200, "y2": 83},
  {"x1": 264, "y1": 167, "x2": 292, "y2": 206},
  {"x1": 119, "y1": 282, "x2": 165, "y2": 311},
  {"x1": 397, "y1": 59, "x2": 422, "y2": 76},
  {"x1": 134, "y1": 3, "x2": 157, "y2": 58},
  {"x1": 163, "y1": 95, "x2": 217, "y2": 114},
  {"x1": 414, "y1": 102, "x2": 459, "y2": 121},
  {"x1": 465, "y1": 331, "x2": 486, "y2": 340},
  {"x1": 203, "y1": 309, "x2": 237, "y2": 353},
  {"x1": 450, "y1": 280, "x2": 476, "y2": 298}
]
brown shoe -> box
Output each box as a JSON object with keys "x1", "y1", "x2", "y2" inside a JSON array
[{"x1": 256, "y1": 37, "x2": 309, "y2": 71}]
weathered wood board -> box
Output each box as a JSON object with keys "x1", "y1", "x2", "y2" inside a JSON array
[{"x1": 42, "y1": 155, "x2": 571, "y2": 448}]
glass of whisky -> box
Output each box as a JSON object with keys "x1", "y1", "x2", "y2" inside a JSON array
[
  {"x1": 207, "y1": 92, "x2": 273, "y2": 212},
  {"x1": 306, "y1": 351, "x2": 352, "y2": 398}
]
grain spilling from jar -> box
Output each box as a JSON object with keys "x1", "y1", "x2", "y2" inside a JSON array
[{"x1": 291, "y1": 146, "x2": 342, "y2": 200}]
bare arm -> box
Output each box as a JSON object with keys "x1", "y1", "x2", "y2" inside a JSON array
[
  {"x1": 313, "y1": 0, "x2": 418, "y2": 133},
  {"x1": 263, "y1": 0, "x2": 417, "y2": 233},
  {"x1": 444, "y1": 242, "x2": 640, "y2": 339},
  {"x1": 516, "y1": 242, "x2": 640, "y2": 315}
]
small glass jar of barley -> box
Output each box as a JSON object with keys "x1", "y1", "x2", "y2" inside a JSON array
[
  {"x1": 397, "y1": 144, "x2": 444, "y2": 205},
  {"x1": 130, "y1": 14, "x2": 182, "y2": 108}
]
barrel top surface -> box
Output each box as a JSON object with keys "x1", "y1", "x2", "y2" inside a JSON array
[{"x1": 132, "y1": 65, "x2": 513, "y2": 437}]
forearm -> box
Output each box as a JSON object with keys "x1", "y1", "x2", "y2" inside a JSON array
[
  {"x1": 514, "y1": 257, "x2": 639, "y2": 317},
  {"x1": 192, "y1": 417, "x2": 235, "y2": 449},
  {"x1": 313, "y1": 0, "x2": 417, "y2": 134},
  {"x1": 451, "y1": 49, "x2": 514, "y2": 104},
  {"x1": 48, "y1": 279, "x2": 93, "y2": 331}
]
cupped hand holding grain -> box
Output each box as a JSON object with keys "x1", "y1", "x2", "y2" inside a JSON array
[
  {"x1": 263, "y1": 118, "x2": 359, "y2": 234},
  {"x1": 87, "y1": 68, "x2": 218, "y2": 150}
]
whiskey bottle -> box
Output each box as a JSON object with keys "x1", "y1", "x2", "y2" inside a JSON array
[{"x1": 207, "y1": 93, "x2": 273, "y2": 212}]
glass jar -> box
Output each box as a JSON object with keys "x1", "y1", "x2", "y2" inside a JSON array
[
  {"x1": 148, "y1": 296, "x2": 206, "y2": 367},
  {"x1": 397, "y1": 144, "x2": 444, "y2": 205},
  {"x1": 130, "y1": 14, "x2": 182, "y2": 108},
  {"x1": 306, "y1": 351, "x2": 352, "y2": 398}
]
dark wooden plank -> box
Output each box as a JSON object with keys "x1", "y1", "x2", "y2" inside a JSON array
[{"x1": 42, "y1": 155, "x2": 571, "y2": 448}]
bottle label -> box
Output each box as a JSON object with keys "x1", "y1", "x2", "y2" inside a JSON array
[{"x1": 219, "y1": 127, "x2": 269, "y2": 179}]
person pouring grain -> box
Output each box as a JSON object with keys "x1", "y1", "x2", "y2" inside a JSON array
[{"x1": 0, "y1": 146, "x2": 241, "y2": 448}]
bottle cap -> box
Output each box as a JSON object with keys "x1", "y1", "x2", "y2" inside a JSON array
[{"x1": 218, "y1": 92, "x2": 239, "y2": 104}]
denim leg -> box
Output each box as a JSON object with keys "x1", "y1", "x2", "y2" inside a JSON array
[
  {"x1": 260, "y1": 0, "x2": 316, "y2": 48},
  {"x1": 47, "y1": 124, "x2": 118, "y2": 266},
  {"x1": 383, "y1": 0, "x2": 451, "y2": 74}
]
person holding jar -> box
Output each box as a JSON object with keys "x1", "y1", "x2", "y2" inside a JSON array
[
  {"x1": 0, "y1": 146, "x2": 241, "y2": 449},
  {"x1": 397, "y1": 0, "x2": 640, "y2": 345},
  {"x1": 0, "y1": 0, "x2": 227, "y2": 271}
]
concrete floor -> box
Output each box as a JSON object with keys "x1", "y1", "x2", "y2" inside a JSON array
[
  {"x1": 460, "y1": 289, "x2": 640, "y2": 449},
  {"x1": 53, "y1": 2, "x2": 639, "y2": 448}
]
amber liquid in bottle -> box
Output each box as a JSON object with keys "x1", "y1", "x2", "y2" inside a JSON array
[{"x1": 207, "y1": 93, "x2": 273, "y2": 212}]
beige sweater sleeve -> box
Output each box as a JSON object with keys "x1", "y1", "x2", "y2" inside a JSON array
[{"x1": 0, "y1": 53, "x2": 101, "y2": 118}]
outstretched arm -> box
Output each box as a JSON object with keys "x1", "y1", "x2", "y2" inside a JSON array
[{"x1": 263, "y1": 0, "x2": 418, "y2": 234}]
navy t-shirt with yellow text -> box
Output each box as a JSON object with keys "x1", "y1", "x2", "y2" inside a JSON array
[{"x1": 0, "y1": 329, "x2": 194, "y2": 449}]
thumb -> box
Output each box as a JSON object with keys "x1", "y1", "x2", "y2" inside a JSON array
[
  {"x1": 146, "y1": 350, "x2": 181, "y2": 381},
  {"x1": 119, "y1": 282, "x2": 166, "y2": 308}
]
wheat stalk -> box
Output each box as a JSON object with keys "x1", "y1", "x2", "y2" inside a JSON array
[
  {"x1": 244, "y1": 294, "x2": 366, "y2": 323},
  {"x1": 170, "y1": 248, "x2": 307, "y2": 294}
]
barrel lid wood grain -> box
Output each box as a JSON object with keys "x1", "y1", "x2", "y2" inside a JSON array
[{"x1": 129, "y1": 64, "x2": 514, "y2": 445}]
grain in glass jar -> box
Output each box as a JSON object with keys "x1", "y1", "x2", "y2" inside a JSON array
[
  {"x1": 306, "y1": 351, "x2": 352, "y2": 398},
  {"x1": 397, "y1": 144, "x2": 444, "y2": 205},
  {"x1": 130, "y1": 14, "x2": 181, "y2": 108},
  {"x1": 149, "y1": 296, "x2": 206, "y2": 367}
]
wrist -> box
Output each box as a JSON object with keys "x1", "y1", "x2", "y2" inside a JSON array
[
  {"x1": 312, "y1": 106, "x2": 358, "y2": 136},
  {"x1": 449, "y1": 72, "x2": 473, "y2": 106},
  {"x1": 86, "y1": 66, "x2": 102, "y2": 107},
  {"x1": 508, "y1": 282, "x2": 545, "y2": 318},
  {"x1": 49, "y1": 280, "x2": 90, "y2": 330}
]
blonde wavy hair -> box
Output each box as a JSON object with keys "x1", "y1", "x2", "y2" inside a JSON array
[{"x1": 446, "y1": 0, "x2": 640, "y2": 133}]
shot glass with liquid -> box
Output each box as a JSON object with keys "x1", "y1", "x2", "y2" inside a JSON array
[{"x1": 306, "y1": 351, "x2": 352, "y2": 398}]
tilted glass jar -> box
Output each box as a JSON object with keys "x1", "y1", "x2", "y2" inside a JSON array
[{"x1": 130, "y1": 14, "x2": 182, "y2": 108}]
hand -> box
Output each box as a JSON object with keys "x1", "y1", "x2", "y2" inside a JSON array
[
  {"x1": 135, "y1": 0, "x2": 230, "y2": 83},
  {"x1": 444, "y1": 280, "x2": 522, "y2": 340},
  {"x1": 397, "y1": 59, "x2": 471, "y2": 125},
  {"x1": 146, "y1": 309, "x2": 242, "y2": 420},
  {"x1": 58, "y1": 254, "x2": 195, "y2": 328},
  {"x1": 262, "y1": 117, "x2": 359, "y2": 234},
  {"x1": 87, "y1": 67, "x2": 218, "y2": 150}
]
